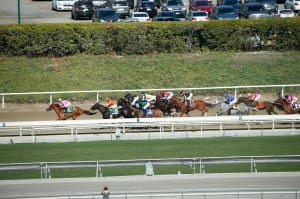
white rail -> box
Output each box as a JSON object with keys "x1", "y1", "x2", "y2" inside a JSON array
[
  {"x1": 1, "y1": 84, "x2": 299, "y2": 108},
  {"x1": 0, "y1": 115, "x2": 299, "y2": 144}
]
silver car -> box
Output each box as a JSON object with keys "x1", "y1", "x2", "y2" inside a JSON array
[
  {"x1": 112, "y1": 0, "x2": 130, "y2": 18},
  {"x1": 161, "y1": 0, "x2": 187, "y2": 17}
]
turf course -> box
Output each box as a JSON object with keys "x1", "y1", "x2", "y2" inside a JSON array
[{"x1": 1, "y1": 136, "x2": 300, "y2": 179}]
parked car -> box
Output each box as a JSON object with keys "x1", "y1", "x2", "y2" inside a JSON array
[
  {"x1": 185, "y1": 10, "x2": 209, "y2": 20},
  {"x1": 210, "y1": 5, "x2": 239, "y2": 19},
  {"x1": 246, "y1": 0, "x2": 278, "y2": 14},
  {"x1": 189, "y1": 0, "x2": 214, "y2": 15},
  {"x1": 131, "y1": 12, "x2": 152, "y2": 21},
  {"x1": 135, "y1": 1, "x2": 158, "y2": 18},
  {"x1": 52, "y1": 0, "x2": 75, "y2": 11},
  {"x1": 239, "y1": 2, "x2": 270, "y2": 18},
  {"x1": 71, "y1": 0, "x2": 95, "y2": 19},
  {"x1": 92, "y1": 7, "x2": 121, "y2": 22},
  {"x1": 152, "y1": 10, "x2": 181, "y2": 20},
  {"x1": 277, "y1": 9, "x2": 296, "y2": 17},
  {"x1": 161, "y1": 0, "x2": 187, "y2": 17},
  {"x1": 112, "y1": 0, "x2": 130, "y2": 19},
  {"x1": 217, "y1": 0, "x2": 241, "y2": 13},
  {"x1": 284, "y1": 0, "x2": 300, "y2": 13}
]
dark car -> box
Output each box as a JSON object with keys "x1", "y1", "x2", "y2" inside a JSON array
[
  {"x1": 71, "y1": 0, "x2": 95, "y2": 20},
  {"x1": 217, "y1": 0, "x2": 241, "y2": 13},
  {"x1": 210, "y1": 5, "x2": 239, "y2": 19},
  {"x1": 135, "y1": 1, "x2": 158, "y2": 18},
  {"x1": 189, "y1": 0, "x2": 214, "y2": 15},
  {"x1": 152, "y1": 10, "x2": 181, "y2": 20},
  {"x1": 92, "y1": 8, "x2": 121, "y2": 22},
  {"x1": 239, "y1": 2, "x2": 270, "y2": 18},
  {"x1": 246, "y1": 0, "x2": 278, "y2": 14},
  {"x1": 161, "y1": 0, "x2": 187, "y2": 17}
]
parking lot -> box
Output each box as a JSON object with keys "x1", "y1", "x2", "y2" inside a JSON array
[{"x1": 0, "y1": 0, "x2": 285, "y2": 24}]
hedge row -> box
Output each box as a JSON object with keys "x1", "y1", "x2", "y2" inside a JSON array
[{"x1": 0, "y1": 18, "x2": 299, "y2": 57}]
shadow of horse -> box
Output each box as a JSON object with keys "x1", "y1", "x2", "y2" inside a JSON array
[
  {"x1": 169, "y1": 96, "x2": 213, "y2": 117},
  {"x1": 237, "y1": 96, "x2": 278, "y2": 115},
  {"x1": 276, "y1": 94, "x2": 300, "y2": 114},
  {"x1": 90, "y1": 102, "x2": 133, "y2": 119},
  {"x1": 212, "y1": 98, "x2": 250, "y2": 116},
  {"x1": 46, "y1": 103, "x2": 96, "y2": 120}
]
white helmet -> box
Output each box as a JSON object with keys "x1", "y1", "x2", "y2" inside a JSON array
[{"x1": 58, "y1": 98, "x2": 62, "y2": 102}]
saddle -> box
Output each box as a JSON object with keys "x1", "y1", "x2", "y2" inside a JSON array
[{"x1": 64, "y1": 106, "x2": 74, "y2": 113}]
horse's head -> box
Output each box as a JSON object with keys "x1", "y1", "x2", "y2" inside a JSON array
[
  {"x1": 46, "y1": 103, "x2": 61, "y2": 112},
  {"x1": 124, "y1": 93, "x2": 135, "y2": 102},
  {"x1": 90, "y1": 102, "x2": 105, "y2": 112}
]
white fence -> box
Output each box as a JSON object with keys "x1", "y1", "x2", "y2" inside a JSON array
[
  {"x1": 0, "y1": 115, "x2": 300, "y2": 144},
  {"x1": 1, "y1": 84, "x2": 300, "y2": 109}
]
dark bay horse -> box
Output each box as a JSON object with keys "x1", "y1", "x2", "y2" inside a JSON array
[
  {"x1": 154, "y1": 95, "x2": 178, "y2": 116},
  {"x1": 277, "y1": 95, "x2": 300, "y2": 114},
  {"x1": 46, "y1": 103, "x2": 96, "y2": 120},
  {"x1": 169, "y1": 96, "x2": 212, "y2": 117},
  {"x1": 130, "y1": 106, "x2": 164, "y2": 118},
  {"x1": 90, "y1": 102, "x2": 133, "y2": 119},
  {"x1": 237, "y1": 96, "x2": 278, "y2": 115}
]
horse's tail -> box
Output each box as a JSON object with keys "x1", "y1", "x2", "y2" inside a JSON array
[{"x1": 83, "y1": 110, "x2": 97, "y2": 115}]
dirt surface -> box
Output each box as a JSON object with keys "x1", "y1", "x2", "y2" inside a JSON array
[{"x1": 0, "y1": 94, "x2": 286, "y2": 122}]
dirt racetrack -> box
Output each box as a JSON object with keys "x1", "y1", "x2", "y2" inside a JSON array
[{"x1": 0, "y1": 94, "x2": 287, "y2": 122}]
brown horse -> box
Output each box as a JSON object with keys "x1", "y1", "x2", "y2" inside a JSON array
[
  {"x1": 130, "y1": 106, "x2": 164, "y2": 118},
  {"x1": 169, "y1": 96, "x2": 212, "y2": 117},
  {"x1": 46, "y1": 103, "x2": 96, "y2": 120},
  {"x1": 237, "y1": 96, "x2": 278, "y2": 115},
  {"x1": 277, "y1": 95, "x2": 300, "y2": 114}
]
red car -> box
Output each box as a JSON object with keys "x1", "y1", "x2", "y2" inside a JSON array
[{"x1": 189, "y1": 0, "x2": 214, "y2": 15}]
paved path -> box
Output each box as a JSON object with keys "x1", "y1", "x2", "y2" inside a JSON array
[{"x1": 1, "y1": 172, "x2": 300, "y2": 197}]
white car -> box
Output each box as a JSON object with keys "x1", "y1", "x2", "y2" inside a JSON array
[
  {"x1": 52, "y1": 0, "x2": 76, "y2": 11},
  {"x1": 185, "y1": 11, "x2": 209, "y2": 21},
  {"x1": 284, "y1": 0, "x2": 300, "y2": 13},
  {"x1": 278, "y1": 9, "x2": 296, "y2": 17},
  {"x1": 132, "y1": 12, "x2": 151, "y2": 22}
]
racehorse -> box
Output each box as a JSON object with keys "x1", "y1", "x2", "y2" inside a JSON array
[
  {"x1": 90, "y1": 102, "x2": 133, "y2": 119},
  {"x1": 46, "y1": 103, "x2": 96, "y2": 120},
  {"x1": 236, "y1": 96, "x2": 278, "y2": 115},
  {"x1": 276, "y1": 94, "x2": 300, "y2": 114},
  {"x1": 169, "y1": 96, "x2": 212, "y2": 117},
  {"x1": 153, "y1": 95, "x2": 178, "y2": 116},
  {"x1": 213, "y1": 98, "x2": 250, "y2": 116},
  {"x1": 130, "y1": 106, "x2": 164, "y2": 118}
]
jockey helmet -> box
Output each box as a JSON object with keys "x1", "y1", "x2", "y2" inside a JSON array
[
  {"x1": 58, "y1": 98, "x2": 62, "y2": 102},
  {"x1": 285, "y1": 95, "x2": 289, "y2": 99}
]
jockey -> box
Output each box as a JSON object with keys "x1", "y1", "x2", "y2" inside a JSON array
[
  {"x1": 160, "y1": 91, "x2": 174, "y2": 101},
  {"x1": 131, "y1": 95, "x2": 140, "y2": 106},
  {"x1": 224, "y1": 94, "x2": 237, "y2": 107},
  {"x1": 285, "y1": 94, "x2": 298, "y2": 109},
  {"x1": 58, "y1": 98, "x2": 73, "y2": 113},
  {"x1": 248, "y1": 92, "x2": 261, "y2": 102},
  {"x1": 180, "y1": 90, "x2": 193, "y2": 110},
  {"x1": 105, "y1": 97, "x2": 117, "y2": 117},
  {"x1": 248, "y1": 92, "x2": 263, "y2": 109}
]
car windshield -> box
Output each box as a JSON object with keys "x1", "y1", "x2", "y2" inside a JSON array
[
  {"x1": 114, "y1": 1, "x2": 127, "y2": 6},
  {"x1": 195, "y1": 1, "x2": 209, "y2": 6},
  {"x1": 134, "y1": 13, "x2": 148, "y2": 17},
  {"x1": 193, "y1": 12, "x2": 207, "y2": 16},
  {"x1": 248, "y1": 5, "x2": 264, "y2": 11},
  {"x1": 280, "y1": 10, "x2": 293, "y2": 14},
  {"x1": 142, "y1": 2, "x2": 155, "y2": 7},
  {"x1": 218, "y1": 7, "x2": 234, "y2": 13},
  {"x1": 223, "y1": 0, "x2": 239, "y2": 5},
  {"x1": 99, "y1": 10, "x2": 117, "y2": 17},
  {"x1": 167, "y1": 0, "x2": 184, "y2": 6}
]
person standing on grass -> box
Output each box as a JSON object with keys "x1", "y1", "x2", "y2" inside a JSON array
[{"x1": 101, "y1": 186, "x2": 110, "y2": 199}]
